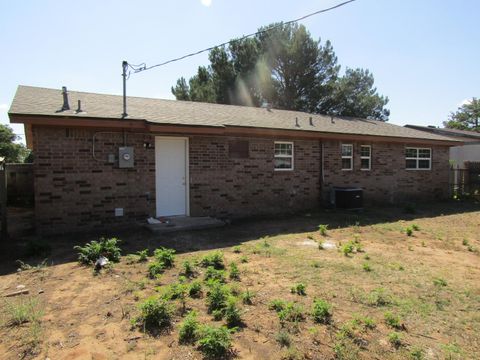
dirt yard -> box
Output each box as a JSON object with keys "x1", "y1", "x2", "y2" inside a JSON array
[{"x1": 1, "y1": 201, "x2": 479, "y2": 360}]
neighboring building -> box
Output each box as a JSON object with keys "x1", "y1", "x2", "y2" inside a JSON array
[
  {"x1": 405, "y1": 125, "x2": 480, "y2": 169},
  {"x1": 9, "y1": 86, "x2": 459, "y2": 234}
]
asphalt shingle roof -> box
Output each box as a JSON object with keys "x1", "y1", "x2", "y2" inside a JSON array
[{"x1": 10, "y1": 85, "x2": 457, "y2": 142}]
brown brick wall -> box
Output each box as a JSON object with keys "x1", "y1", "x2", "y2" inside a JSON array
[
  {"x1": 322, "y1": 140, "x2": 450, "y2": 203},
  {"x1": 31, "y1": 126, "x2": 450, "y2": 234}
]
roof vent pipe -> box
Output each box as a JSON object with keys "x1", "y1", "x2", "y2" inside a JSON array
[
  {"x1": 309, "y1": 116, "x2": 313, "y2": 126},
  {"x1": 61, "y1": 86, "x2": 70, "y2": 111},
  {"x1": 295, "y1": 117, "x2": 300, "y2": 127},
  {"x1": 76, "y1": 100, "x2": 83, "y2": 113}
]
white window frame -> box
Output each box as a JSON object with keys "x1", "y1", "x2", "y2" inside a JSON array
[
  {"x1": 341, "y1": 144, "x2": 353, "y2": 171},
  {"x1": 405, "y1": 147, "x2": 432, "y2": 170},
  {"x1": 360, "y1": 145, "x2": 371, "y2": 171},
  {"x1": 274, "y1": 141, "x2": 294, "y2": 171}
]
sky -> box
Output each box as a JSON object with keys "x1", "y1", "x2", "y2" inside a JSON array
[{"x1": 1, "y1": 0, "x2": 479, "y2": 145}]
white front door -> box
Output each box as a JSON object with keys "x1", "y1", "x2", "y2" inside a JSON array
[{"x1": 155, "y1": 137, "x2": 188, "y2": 217}]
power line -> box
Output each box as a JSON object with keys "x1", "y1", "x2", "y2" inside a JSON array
[{"x1": 127, "y1": 0, "x2": 356, "y2": 74}]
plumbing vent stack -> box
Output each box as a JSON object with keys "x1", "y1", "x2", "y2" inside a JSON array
[
  {"x1": 61, "y1": 86, "x2": 70, "y2": 111},
  {"x1": 76, "y1": 100, "x2": 83, "y2": 113},
  {"x1": 309, "y1": 116, "x2": 313, "y2": 126}
]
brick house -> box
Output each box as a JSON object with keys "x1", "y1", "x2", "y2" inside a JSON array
[{"x1": 9, "y1": 86, "x2": 458, "y2": 234}]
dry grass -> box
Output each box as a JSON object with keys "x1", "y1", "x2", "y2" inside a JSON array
[{"x1": 0, "y1": 202, "x2": 479, "y2": 359}]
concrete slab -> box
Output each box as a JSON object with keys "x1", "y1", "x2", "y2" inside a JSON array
[{"x1": 142, "y1": 216, "x2": 225, "y2": 233}]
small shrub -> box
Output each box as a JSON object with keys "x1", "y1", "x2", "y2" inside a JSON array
[
  {"x1": 462, "y1": 239, "x2": 469, "y2": 246},
  {"x1": 290, "y1": 283, "x2": 306, "y2": 296},
  {"x1": 229, "y1": 262, "x2": 240, "y2": 281},
  {"x1": 136, "y1": 297, "x2": 173, "y2": 331},
  {"x1": 388, "y1": 331, "x2": 402, "y2": 348},
  {"x1": 224, "y1": 296, "x2": 242, "y2": 327},
  {"x1": 204, "y1": 266, "x2": 226, "y2": 283},
  {"x1": 240, "y1": 255, "x2": 249, "y2": 263},
  {"x1": 148, "y1": 262, "x2": 165, "y2": 278},
  {"x1": 409, "y1": 346, "x2": 425, "y2": 360},
  {"x1": 366, "y1": 287, "x2": 392, "y2": 307},
  {"x1": 182, "y1": 260, "x2": 195, "y2": 277},
  {"x1": 137, "y1": 249, "x2": 149, "y2": 262},
  {"x1": 269, "y1": 299, "x2": 287, "y2": 312},
  {"x1": 212, "y1": 309, "x2": 224, "y2": 321},
  {"x1": 197, "y1": 325, "x2": 232, "y2": 359},
  {"x1": 232, "y1": 246, "x2": 241, "y2": 253},
  {"x1": 341, "y1": 241, "x2": 359, "y2": 256},
  {"x1": 200, "y1": 251, "x2": 225, "y2": 269},
  {"x1": 353, "y1": 315, "x2": 376, "y2": 330},
  {"x1": 275, "y1": 330, "x2": 291, "y2": 347},
  {"x1": 405, "y1": 227, "x2": 413, "y2": 237},
  {"x1": 384, "y1": 311, "x2": 402, "y2": 329},
  {"x1": 24, "y1": 239, "x2": 51, "y2": 258},
  {"x1": 153, "y1": 247, "x2": 175, "y2": 268},
  {"x1": 318, "y1": 224, "x2": 328, "y2": 236},
  {"x1": 311, "y1": 299, "x2": 332, "y2": 324},
  {"x1": 4, "y1": 297, "x2": 43, "y2": 326},
  {"x1": 189, "y1": 280, "x2": 202, "y2": 298},
  {"x1": 74, "y1": 237, "x2": 121, "y2": 264},
  {"x1": 282, "y1": 347, "x2": 303, "y2": 360},
  {"x1": 433, "y1": 278, "x2": 448, "y2": 287},
  {"x1": 467, "y1": 244, "x2": 477, "y2": 253},
  {"x1": 317, "y1": 240, "x2": 324, "y2": 250},
  {"x1": 241, "y1": 289, "x2": 254, "y2": 305},
  {"x1": 206, "y1": 282, "x2": 229, "y2": 313},
  {"x1": 178, "y1": 310, "x2": 200, "y2": 344},
  {"x1": 362, "y1": 263, "x2": 372, "y2": 272},
  {"x1": 278, "y1": 302, "x2": 305, "y2": 324},
  {"x1": 411, "y1": 224, "x2": 420, "y2": 231}
]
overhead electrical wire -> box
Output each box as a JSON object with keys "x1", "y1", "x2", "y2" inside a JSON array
[{"x1": 127, "y1": 0, "x2": 356, "y2": 74}]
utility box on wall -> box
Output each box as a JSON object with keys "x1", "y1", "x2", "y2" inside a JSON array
[{"x1": 118, "y1": 147, "x2": 134, "y2": 168}]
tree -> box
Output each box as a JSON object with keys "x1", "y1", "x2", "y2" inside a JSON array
[
  {"x1": 328, "y1": 68, "x2": 390, "y2": 121},
  {"x1": 171, "y1": 22, "x2": 390, "y2": 121},
  {"x1": 444, "y1": 98, "x2": 480, "y2": 131},
  {"x1": 0, "y1": 124, "x2": 30, "y2": 163}
]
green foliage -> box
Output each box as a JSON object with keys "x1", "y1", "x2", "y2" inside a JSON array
[
  {"x1": 241, "y1": 289, "x2": 254, "y2": 305},
  {"x1": 224, "y1": 296, "x2": 242, "y2": 327},
  {"x1": 4, "y1": 297, "x2": 43, "y2": 326},
  {"x1": 182, "y1": 260, "x2": 195, "y2": 277},
  {"x1": 318, "y1": 224, "x2": 328, "y2": 236},
  {"x1": 232, "y1": 246, "x2": 241, "y2": 253},
  {"x1": 384, "y1": 311, "x2": 402, "y2": 329},
  {"x1": 153, "y1": 247, "x2": 175, "y2": 268},
  {"x1": 341, "y1": 241, "x2": 355, "y2": 256},
  {"x1": 281, "y1": 346, "x2": 303, "y2": 360},
  {"x1": 365, "y1": 287, "x2": 392, "y2": 307},
  {"x1": 204, "y1": 266, "x2": 226, "y2": 283},
  {"x1": 24, "y1": 239, "x2": 51, "y2": 258},
  {"x1": 161, "y1": 282, "x2": 188, "y2": 303},
  {"x1": 462, "y1": 239, "x2": 469, "y2": 246},
  {"x1": 136, "y1": 249, "x2": 149, "y2": 262},
  {"x1": 290, "y1": 283, "x2": 307, "y2": 296},
  {"x1": 206, "y1": 282, "x2": 229, "y2": 313},
  {"x1": 277, "y1": 302, "x2": 305, "y2": 324},
  {"x1": 148, "y1": 262, "x2": 165, "y2": 278},
  {"x1": 240, "y1": 255, "x2": 249, "y2": 263},
  {"x1": 135, "y1": 297, "x2": 173, "y2": 331},
  {"x1": 409, "y1": 346, "x2": 425, "y2": 360},
  {"x1": 74, "y1": 237, "x2": 121, "y2": 265},
  {"x1": 178, "y1": 310, "x2": 200, "y2": 344},
  {"x1": 197, "y1": 325, "x2": 232, "y2": 359},
  {"x1": 362, "y1": 262, "x2": 372, "y2": 272},
  {"x1": 444, "y1": 97, "x2": 480, "y2": 131},
  {"x1": 405, "y1": 227, "x2": 414, "y2": 236},
  {"x1": 275, "y1": 330, "x2": 291, "y2": 347},
  {"x1": 433, "y1": 278, "x2": 448, "y2": 287},
  {"x1": 189, "y1": 280, "x2": 202, "y2": 298},
  {"x1": 411, "y1": 224, "x2": 420, "y2": 231},
  {"x1": 229, "y1": 262, "x2": 240, "y2": 281},
  {"x1": 0, "y1": 124, "x2": 30, "y2": 162},
  {"x1": 172, "y1": 23, "x2": 389, "y2": 121},
  {"x1": 269, "y1": 299, "x2": 287, "y2": 312},
  {"x1": 200, "y1": 251, "x2": 225, "y2": 269},
  {"x1": 388, "y1": 331, "x2": 402, "y2": 348},
  {"x1": 311, "y1": 299, "x2": 332, "y2": 324}
]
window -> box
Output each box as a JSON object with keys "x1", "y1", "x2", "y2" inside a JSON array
[
  {"x1": 360, "y1": 145, "x2": 371, "y2": 170},
  {"x1": 405, "y1": 147, "x2": 431, "y2": 170},
  {"x1": 341, "y1": 144, "x2": 353, "y2": 170},
  {"x1": 274, "y1": 142, "x2": 294, "y2": 170}
]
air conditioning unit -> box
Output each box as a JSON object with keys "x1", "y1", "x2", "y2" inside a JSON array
[{"x1": 330, "y1": 187, "x2": 363, "y2": 210}]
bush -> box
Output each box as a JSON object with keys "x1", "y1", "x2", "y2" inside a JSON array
[
  {"x1": 311, "y1": 299, "x2": 332, "y2": 324},
  {"x1": 388, "y1": 331, "x2": 402, "y2": 348},
  {"x1": 241, "y1": 289, "x2": 254, "y2": 305},
  {"x1": 229, "y1": 262, "x2": 240, "y2": 281},
  {"x1": 269, "y1": 299, "x2": 287, "y2": 312},
  {"x1": 4, "y1": 297, "x2": 44, "y2": 326},
  {"x1": 200, "y1": 251, "x2": 225, "y2": 269},
  {"x1": 204, "y1": 266, "x2": 226, "y2": 283},
  {"x1": 148, "y1": 262, "x2": 165, "y2": 278},
  {"x1": 182, "y1": 260, "x2": 195, "y2": 277},
  {"x1": 278, "y1": 302, "x2": 305, "y2": 324},
  {"x1": 74, "y1": 237, "x2": 121, "y2": 265},
  {"x1": 224, "y1": 296, "x2": 242, "y2": 327},
  {"x1": 318, "y1": 224, "x2": 328, "y2": 236},
  {"x1": 290, "y1": 283, "x2": 307, "y2": 296},
  {"x1": 275, "y1": 330, "x2": 291, "y2": 348},
  {"x1": 232, "y1": 246, "x2": 241, "y2": 253},
  {"x1": 384, "y1": 311, "x2": 402, "y2": 329},
  {"x1": 197, "y1": 325, "x2": 232, "y2": 359},
  {"x1": 362, "y1": 263, "x2": 372, "y2": 272},
  {"x1": 189, "y1": 280, "x2": 202, "y2": 298},
  {"x1": 178, "y1": 310, "x2": 200, "y2": 344},
  {"x1": 411, "y1": 223, "x2": 420, "y2": 231},
  {"x1": 206, "y1": 282, "x2": 229, "y2": 313},
  {"x1": 405, "y1": 227, "x2": 413, "y2": 236},
  {"x1": 137, "y1": 249, "x2": 149, "y2": 262},
  {"x1": 136, "y1": 297, "x2": 173, "y2": 331},
  {"x1": 240, "y1": 255, "x2": 249, "y2": 263},
  {"x1": 341, "y1": 241, "x2": 356, "y2": 256},
  {"x1": 153, "y1": 247, "x2": 175, "y2": 268},
  {"x1": 366, "y1": 287, "x2": 392, "y2": 307}
]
